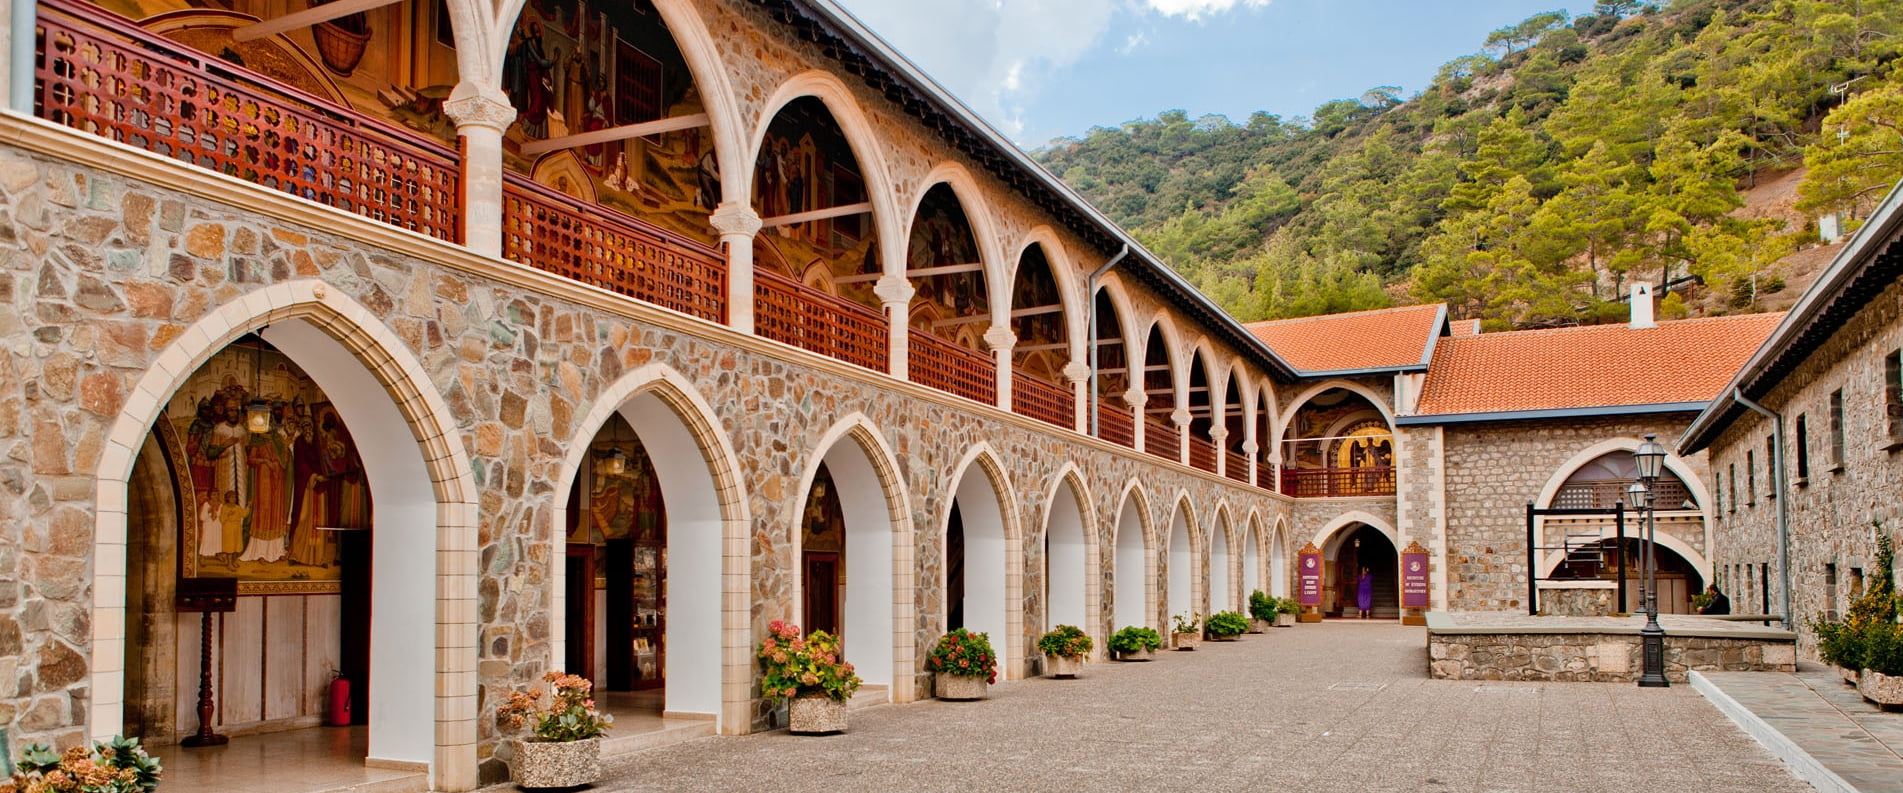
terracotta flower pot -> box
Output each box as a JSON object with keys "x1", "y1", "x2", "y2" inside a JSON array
[
  {"x1": 936, "y1": 672, "x2": 988, "y2": 700},
  {"x1": 788, "y1": 694, "x2": 847, "y2": 734},
  {"x1": 1172, "y1": 631, "x2": 1202, "y2": 651},
  {"x1": 1047, "y1": 654, "x2": 1083, "y2": 678},
  {"x1": 1115, "y1": 648, "x2": 1155, "y2": 662},
  {"x1": 510, "y1": 737, "x2": 600, "y2": 789}
]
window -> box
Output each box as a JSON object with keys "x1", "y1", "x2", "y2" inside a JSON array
[
  {"x1": 1796, "y1": 414, "x2": 1810, "y2": 483},
  {"x1": 1761, "y1": 563, "x2": 1771, "y2": 615},
  {"x1": 1830, "y1": 388, "x2": 1846, "y2": 471},
  {"x1": 1851, "y1": 567, "x2": 1866, "y2": 602},
  {"x1": 1765, "y1": 436, "x2": 1777, "y2": 499},
  {"x1": 1746, "y1": 449, "x2": 1756, "y2": 505},
  {"x1": 1826, "y1": 563, "x2": 1839, "y2": 621},
  {"x1": 1727, "y1": 463, "x2": 1737, "y2": 512},
  {"x1": 1887, "y1": 349, "x2": 1903, "y2": 449}
]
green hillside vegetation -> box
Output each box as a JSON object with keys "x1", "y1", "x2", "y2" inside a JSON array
[{"x1": 1034, "y1": 0, "x2": 1903, "y2": 327}]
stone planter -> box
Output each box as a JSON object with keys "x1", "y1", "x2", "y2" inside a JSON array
[
  {"x1": 1843, "y1": 665, "x2": 1861, "y2": 686},
  {"x1": 1205, "y1": 631, "x2": 1241, "y2": 642},
  {"x1": 1172, "y1": 631, "x2": 1202, "y2": 651},
  {"x1": 1248, "y1": 619, "x2": 1270, "y2": 634},
  {"x1": 787, "y1": 694, "x2": 847, "y2": 734},
  {"x1": 1114, "y1": 648, "x2": 1155, "y2": 662},
  {"x1": 936, "y1": 672, "x2": 989, "y2": 700},
  {"x1": 510, "y1": 737, "x2": 601, "y2": 789},
  {"x1": 1046, "y1": 654, "x2": 1084, "y2": 678},
  {"x1": 1276, "y1": 613, "x2": 1297, "y2": 627},
  {"x1": 1860, "y1": 669, "x2": 1903, "y2": 706}
]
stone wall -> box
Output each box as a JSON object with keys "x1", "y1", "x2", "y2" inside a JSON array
[
  {"x1": 1428, "y1": 632, "x2": 1797, "y2": 683},
  {"x1": 1437, "y1": 416, "x2": 1714, "y2": 612},
  {"x1": 1703, "y1": 273, "x2": 1903, "y2": 660}
]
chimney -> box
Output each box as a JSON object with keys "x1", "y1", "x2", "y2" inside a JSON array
[{"x1": 1630, "y1": 283, "x2": 1657, "y2": 329}]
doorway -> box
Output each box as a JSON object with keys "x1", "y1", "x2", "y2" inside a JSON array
[{"x1": 1328, "y1": 524, "x2": 1398, "y2": 619}]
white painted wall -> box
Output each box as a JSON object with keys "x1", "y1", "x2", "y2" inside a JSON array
[
  {"x1": 828, "y1": 443, "x2": 894, "y2": 687},
  {"x1": 1243, "y1": 528, "x2": 1261, "y2": 598},
  {"x1": 1114, "y1": 502, "x2": 1147, "y2": 630},
  {"x1": 953, "y1": 471, "x2": 1007, "y2": 651},
  {"x1": 624, "y1": 395, "x2": 721, "y2": 718},
  {"x1": 265, "y1": 322, "x2": 432, "y2": 767},
  {"x1": 1045, "y1": 483, "x2": 1086, "y2": 631},
  {"x1": 1271, "y1": 531, "x2": 1288, "y2": 597},
  {"x1": 1210, "y1": 521, "x2": 1231, "y2": 613},
  {"x1": 1168, "y1": 505, "x2": 1191, "y2": 622}
]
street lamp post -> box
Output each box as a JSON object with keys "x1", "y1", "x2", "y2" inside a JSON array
[{"x1": 1633, "y1": 434, "x2": 1670, "y2": 688}]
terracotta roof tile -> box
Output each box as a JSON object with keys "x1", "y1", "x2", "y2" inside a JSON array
[
  {"x1": 1245, "y1": 304, "x2": 1445, "y2": 373},
  {"x1": 1411, "y1": 313, "x2": 1784, "y2": 417}
]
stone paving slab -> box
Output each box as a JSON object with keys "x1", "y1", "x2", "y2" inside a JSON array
[
  {"x1": 1696, "y1": 667, "x2": 1903, "y2": 793},
  {"x1": 491, "y1": 623, "x2": 1815, "y2": 793}
]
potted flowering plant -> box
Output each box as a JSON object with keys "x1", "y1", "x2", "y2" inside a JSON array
[
  {"x1": 928, "y1": 628, "x2": 997, "y2": 700},
  {"x1": 1274, "y1": 597, "x2": 1301, "y2": 627},
  {"x1": 6, "y1": 736, "x2": 162, "y2": 793},
  {"x1": 497, "y1": 671, "x2": 613, "y2": 788},
  {"x1": 1108, "y1": 626, "x2": 1162, "y2": 661},
  {"x1": 1171, "y1": 612, "x2": 1203, "y2": 651},
  {"x1": 1038, "y1": 624, "x2": 1094, "y2": 678},
  {"x1": 758, "y1": 620, "x2": 862, "y2": 733},
  {"x1": 1205, "y1": 610, "x2": 1249, "y2": 641},
  {"x1": 1247, "y1": 590, "x2": 1277, "y2": 633}
]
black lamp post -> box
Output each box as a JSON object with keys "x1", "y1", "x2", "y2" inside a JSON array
[{"x1": 1633, "y1": 434, "x2": 1670, "y2": 688}]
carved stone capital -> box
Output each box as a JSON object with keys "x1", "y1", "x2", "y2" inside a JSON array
[
  {"x1": 874, "y1": 275, "x2": 916, "y2": 306},
  {"x1": 1170, "y1": 408, "x2": 1191, "y2": 428},
  {"x1": 1241, "y1": 440, "x2": 1259, "y2": 455},
  {"x1": 1062, "y1": 361, "x2": 1090, "y2": 385},
  {"x1": 443, "y1": 83, "x2": 517, "y2": 133},
  {"x1": 710, "y1": 202, "x2": 763, "y2": 238},
  {"x1": 1122, "y1": 387, "x2": 1147, "y2": 409},
  {"x1": 1209, "y1": 426, "x2": 1229, "y2": 442},
  {"x1": 983, "y1": 325, "x2": 1016, "y2": 353}
]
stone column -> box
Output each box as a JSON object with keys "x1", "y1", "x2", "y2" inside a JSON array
[
  {"x1": 1210, "y1": 427, "x2": 1229, "y2": 477},
  {"x1": 443, "y1": 84, "x2": 517, "y2": 258},
  {"x1": 1171, "y1": 407, "x2": 1192, "y2": 467},
  {"x1": 1242, "y1": 439, "x2": 1260, "y2": 486},
  {"x1": 1063, "y1": 361, "x2": 1089, "y2": 435},
  {"x1": 1124, "y1": 386, "x2": 1147, "y2": 449},
  {"x1": 711, "y1": 202, "x2": 762, "y2": 333},
  {"x1": 875, "y1": 276, "x2": 915, "y2": 378},
  {"x1": 986, "y1": 325, "x2": 1016, "y2": 411}
]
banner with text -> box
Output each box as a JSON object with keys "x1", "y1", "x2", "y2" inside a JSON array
[
  {"x1": 1402, "y1": 544, "x2": 1430, "y2": 609},
  {"x1": 1298, "y1": 545, "x2": 1323, "y2": 606}
]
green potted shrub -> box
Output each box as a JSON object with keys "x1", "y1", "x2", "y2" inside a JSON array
[
  {"x1": 759, "y1": 619, "x2": 862, "y2": 733},
  {"x1": 1274, "y1": 596, "x2": 1302, "y2": 627},
  {"x1": 1860, "y1": 622, "x2": 1903, "y2": 705},
  {"x1": 1813, "y1": 618, "x2": 1865, "y2": 685},
  {"x1": 7, "y1": 736, "x2": 161, "y2": 793},
  {"x1": 1108, "y1": 626, "x2": 1162, "y2": 661},
  {"x1": 1247, "y1": 590, "x2": 1276, "y2": 633},
  {"x1": 1205, "y1": 610, "x2": 1249, "y2": 641},
  {"x1": 1038, "y1": 624, "x2": 1094, "y2": 678},
  {"x1": 929, "y1": 628, "x2": 998, "y2": 700},
  {"x1": 497, "y1": 671, "x2": 614, "y2": 788},
  {"x1": 1171, "y1": 612, "x2": 1203, "y2": 651}
]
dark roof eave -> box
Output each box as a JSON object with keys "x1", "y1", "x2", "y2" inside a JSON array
[
  {"x1": 1397, "y1": 401, "x2": 1711, "y2": 426},
  {"x1": 1679, "y1": 181, "x2": 1903, "y2": 453},
  {"x1": 1291, "y1": 363, "x2": 1430, "y2": 378},
  {"x1": 763, "y1": 0, "x2": 1299, "y2": 382}
]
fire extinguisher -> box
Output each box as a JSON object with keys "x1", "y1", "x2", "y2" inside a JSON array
[{"x1": 327, "y1": 675, "x2": 352, "y2": 727}]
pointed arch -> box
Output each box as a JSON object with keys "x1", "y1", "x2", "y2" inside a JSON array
[
  {"x1": 1271, "y1": 515, "x2": 1293, "y2": 598},
  {"x1": 1243, "y1": 510, "x2": 1269, "y2": 598},
  {"x1": 1012, "y1": 226, "x2": 1086, "y2": 366},
  {"x1": 788, "y1": 414, "x2": 917, "y2": 700},
  {"x1": 94, "y1": 280, "x2": 478, "y2": 789},
  {"x1": 1533, "y1": 436, "x2": 1714, "y2": 516},
  {"x1": 906, "y1": 163, "x2": 1009, "y2": 316},
  {"x1": 1208, "y1": 502, "x2": 1236, "y2": 613},
  {"x1": 549, "y1": 363, "x2": 752, "y2": 732},
  {"x1": 1039, "y1": 464, "x2": 1100, "y2": 655},
  {"x1": 1276, "y1": 378, "x2": 1396, "y2": 444},
  {"x1": 749, "y1": 71, "x2": 906, "y2": 280},
  {"x1": 940, "y1": 443, "x2": 1025, "y2": 678},
  {"x1": 1164, "y1": 491, "x2": 1201, "y2": 625},
  {"x1": 1110, "y1": 478, "x2": 1155, "y2": 632}
]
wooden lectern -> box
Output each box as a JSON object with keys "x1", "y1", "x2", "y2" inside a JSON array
[{"x1": 177, "y1": 577, "x2": 237, "y2": 747}]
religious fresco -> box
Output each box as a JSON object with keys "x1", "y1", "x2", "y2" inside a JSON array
[
  {"x1": 752, "y1": 97, "x2": 881, "y2": 307},
  {"x1": 1286, "y1": 390, "x2": 1389, "y2": 470},
  {"x1": 907, "y1": 184, "x2": 988, "y2": 349},
  {"x1": 162, "y1": 338, "x2": 370, "y2": 593},
  {"x1": 1011, "y1": 246, "x2": 1068, "y2": 383},
  {"x1": 503, "y1": 0, "x2": 721, "y2": 247},
  {"x1": 567, "y1": 422, "x2": 665, "y2": 545}
]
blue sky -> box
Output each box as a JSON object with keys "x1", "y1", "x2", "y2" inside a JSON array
[{"x1": 830, "y1": 0, "x2": 1577, "y2": 148}]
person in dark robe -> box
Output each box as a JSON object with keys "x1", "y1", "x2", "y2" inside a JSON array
[
  {"x1": 1700, "y1": 584, "x2": 1732, "y2": 615},
  {"x1": 1356, "y1": 568, "x2": 1374, "y2": 618}
]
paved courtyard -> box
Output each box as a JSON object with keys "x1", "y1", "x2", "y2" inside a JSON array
[{"x1": 529, "y1": 622, "x2": 1814, "y2": 793}]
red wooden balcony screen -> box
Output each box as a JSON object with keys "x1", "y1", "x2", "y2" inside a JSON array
[
  {"x1": 1097, "y1": 400, "x2": 1134, "y2": 448},
  {"x1": 502, "y1": 175, "x2": 724, "y2": 323},
  {"x1": 1011, "y1": 370, "x2": 1073, "y2": 429},
  {"x1": 753, "y1": 269, "x2": 887, "y2": 372},
  {"x1": 908, "y1": 330, "x2": 995, "y2": 405},
  {"x1": 1224, "y1": 450, "x2": 1249, "y2": 483},
  {"x1": 1256, "y1": 459, "x2": 1278, "y2": 492},
  {"x1": 1144, "y1": 415, "x2": 1179, "y2": 461},
  {"x1": 1280, "y1": 466, "x2": 1397, "y2": 497},
  {"x1": 1188, "y1": 436, "x2": 1217, "y2": 473},
  {"x1": 35, "y1": 0, "x2": 461, "y2": 241}
]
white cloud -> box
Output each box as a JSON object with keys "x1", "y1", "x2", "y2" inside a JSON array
[
  {"x1": 1143, "y1": 0, "x2": 1270, "y2": 20},
  {"x1": 1118, "y1": 31, "x2": 1151, "y2": 54}
]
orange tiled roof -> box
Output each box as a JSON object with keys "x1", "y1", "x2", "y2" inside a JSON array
[
  {"x1": 1245, "y1": 304, "x2": 1445, "y2": 374},
  {"x1": 1411, "y1": 314, "x2": 1785, "y2": 417}
]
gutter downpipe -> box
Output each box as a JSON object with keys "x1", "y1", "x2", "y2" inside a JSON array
[
  {"x1": 1734, "y1": 389, "x2": 1793, "y2": 628},
  {"x1": 10, "y1": 0, "x2": 34, "y2": 113},
  {"x1": 1087, "y1": 245, "x2": 1130, "y2": 438}
]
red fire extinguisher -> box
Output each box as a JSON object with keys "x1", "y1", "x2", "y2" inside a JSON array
[{"x1": 327, "y1": 675, "x2": 352, "y2": 727}]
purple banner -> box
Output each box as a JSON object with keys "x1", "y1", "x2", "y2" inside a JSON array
[
  {"x1": 1402, "y1": 550, "x2": 1430, "y2": 609},
  {"x1": 1298, "y1": 550, "x2": 1323, "y2": 606}
]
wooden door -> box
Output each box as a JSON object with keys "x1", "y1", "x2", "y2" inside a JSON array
[
  {"x1": 565, "y1": 546, "x2": 595, "y2": 680},
  {"x1": 804, "y1": 552, "x2": 840, "y2": 637}
]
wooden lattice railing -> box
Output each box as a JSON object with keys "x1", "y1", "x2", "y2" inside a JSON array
[
  {"x1": 502, "y1": 175, "x2": 724, "y2": 323},
  {"x1": 1281, "y1": 466, "x2": 1396, "y2": 497},
  {"x1": 1225, "y1": 450, "x2": 1249, "y2": 483},
  {"x1": 1553, "y1": 479, "x2": 1693, "y2": 510},
  {"x1": 908, "y1": 330, "x2": 995, "y2": 405},
  {"x1": 1012, "y1": 370, "x2": 1072, "y2": 429},
  {"x1": 1144, "y1": 415, "x2": 1179, "y2": 461},
  {"x1": 1188, "y1": 436, "x2": 1217, "y2": 473},
  {"x1": 754, "y1": 269, "x2": 887, "y2": 372},
  {"x1": 1097, "y1": 400, "x2": 1134, "y2": 448},
  {"x1": 35, "y1": 0, "x2": 461, "y2": 241},
  {"x1": 1257, "y1": 460, "x2": 1278, "y2": 492}
]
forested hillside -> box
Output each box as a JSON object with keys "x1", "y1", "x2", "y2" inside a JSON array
[{"x1": 1035, "y1": 0, "x2": 1903, "y2": 327}]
